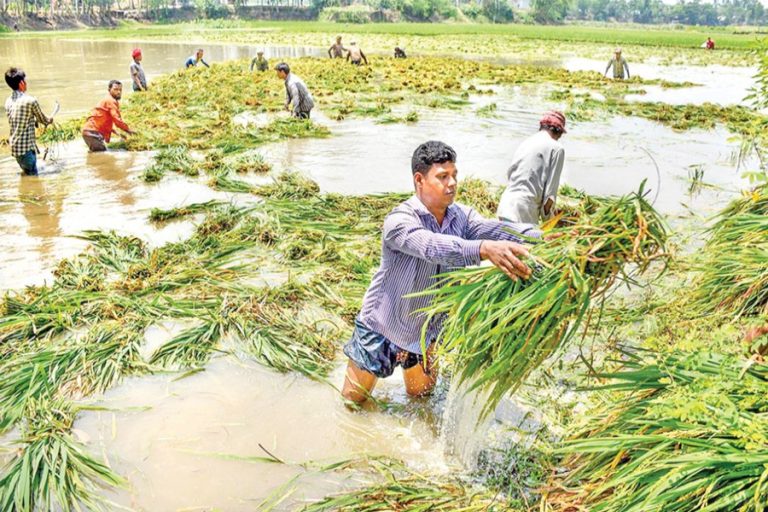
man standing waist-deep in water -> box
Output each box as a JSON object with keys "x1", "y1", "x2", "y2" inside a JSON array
[
  {"x1": 341, "y1": 140, "x2": 540, "y2": 404},
  {"x1": 4, "y1": 67, "x2": 52, "y2": 176}
]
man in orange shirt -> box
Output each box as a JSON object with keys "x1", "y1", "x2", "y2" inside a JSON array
[{"x1": 81, "y1": 80, "x2": 134, "y2": 152}]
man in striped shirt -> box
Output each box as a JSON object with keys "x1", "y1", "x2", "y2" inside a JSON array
[
  {"x1": 275, "y1": 62, "x2": 314, "y2": 119},
  {"x1": 342, "y1": 141, "x2": 541, "y2": 404},
  {"x1": 4, "y1": 67, "x2": 53, "y2": 176}
]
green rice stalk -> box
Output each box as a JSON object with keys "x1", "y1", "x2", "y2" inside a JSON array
[
  {"x1": 0, "y1": 324, "x2": 145, "y2": 431},
  {"x1": 142, "y1": 145, "x2": 199, "y2": 183},
  {"x1": 149, "y1": 200, "x2": 226, "y2": 223},
  {"x1": 299, "y1": 459, "x2": 508, "y2": 511},
  {"x1": 253, "y1": 171, "x2": 320, "y2": 200},
  {"x1": 693, "y1": 184, "x2": 768, "y2": 317},
  {"x1": 0, "y1": 400, "x2": 125, "y2": 512},
  {"x1": 555, "y1": 349, "x2": 768, "y2": 512},
  {"x1": 417, "y1": 187, "x2": 669, "y2": 418},
  {"x1": 149, "y1": 318, "x2": 226, "y2": 369}
]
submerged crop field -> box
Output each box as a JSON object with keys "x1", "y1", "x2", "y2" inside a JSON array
[{"x1": 1, "y1": 22, "x2": 767, "y2": 511}]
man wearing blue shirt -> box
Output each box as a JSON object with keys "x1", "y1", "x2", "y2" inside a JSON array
[{"x1": 341, "y1": 141, "x2": 540, "y2": 404}]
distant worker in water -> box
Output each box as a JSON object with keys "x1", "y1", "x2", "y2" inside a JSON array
[
  {"x1": 704, "y1": 37, "x2": 716, "y2": 50},
  {"x1": 340, "y1": 140, "x2": 540, "y2": 405},
  {"x1": 604, "y1": 48, "x2": 630, "y2": 80},
  {"x1": 130, "y1": 48, "x2": 147, "y2": 92},
  {"x1": 394, "y1": 46, "x2": 407, "y2": 59},
  {"x1": 275, "y1": 62, "x2": 314, "y2": 119},
  {"x1": 328, "y1": 35, "x2": 347, "y2": 59},
  {"x1": 250, "y1": 50, "x2": 269, "y2": 72},
  {"x1": 4, "y1": 67, "x2": 53, "y2": 176},
  {"x1": 185, "y1": 48, "x2": 210, "y2": 69},
  {"x1": 497, "y1": 111, "x2": 567, "y2": 225},
  {"x1": 81, "y1": 80, "x2": 134, "y2": 152},
  {"x1": 346, "y1": 41, "x2": 368, "y2": 66}
]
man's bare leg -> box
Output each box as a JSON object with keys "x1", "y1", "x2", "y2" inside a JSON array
[
  {"x1": 342, "y1": 359, "x2": 378, "y2": 403},
  {"x1": 403, "y1": 346, "x2": 438, "y2": 397}
]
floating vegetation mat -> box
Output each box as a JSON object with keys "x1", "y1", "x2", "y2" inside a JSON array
[
  {"x1": 417, "y1": 186, "x2": 669, "y2": 419},
  {"x1": 551, "y1": 349, "x2": 768, "y2": 512},
  {"x1": 293, "y1": 459, "x2": 510, "y2": 511}
]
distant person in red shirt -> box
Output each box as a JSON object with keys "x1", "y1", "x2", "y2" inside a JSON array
[
  {"x1": 705, "y1": 37, "x2": 715, "y2": 50},
  {"x1": 81, "y1": 80, "x2": 134, "y2": 152}
]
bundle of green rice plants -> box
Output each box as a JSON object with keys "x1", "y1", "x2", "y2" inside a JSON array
[
  {"x1": 229, "y1": 152, "x2": 272, "y2": 174},
  {"x1": 149, "y1": 200, "x2": 226, "y2": 223},
  {"x1": 142, "y1": 145, "x2": 198, "y2": 182},
  {"x1": 417, "y1": 187, "x2": 669, "y2": 418},
  {"x1": 455, "y1": 177, "x2": 502, "y2": 218},
  {"x1": 149, "y1": 318, "x2": 226, "y2": 369},
  {"x1": 0, "y1": 288, "x2": 86, "y2": 348},
  {"x1": 556, "y1": 349, "x2": 768, "y2": 512},
  {"x1": 0, "y1": 324, "x2": 145, "y2": 430},
  {"x1": 253, "y1": 170, "x2": 320, "y2": 200},
  {"x1": 0, "y1": 400, "x2": 125, "y2": 512},
  {"x1": 225, "y1": 294, "x2": 338, "y2": 378},
  {"x1": 53, "y1": 255, "x2": 106, "y2": 291},
  {"x1": 208, "y1": 168, "x2": 256, "y2": 194},
  {"x1": 299, "y1": 459, "x2": 507, "y2": 511},
  {"x1": 693, "y1": 184, "x2": 768, "y2": 317},
  {"x1": 76, "y1": 230, "x2": 147, "y2": 274},
  {"x1": 38, "y1": 118, "x2": 83, "y2": 144}
]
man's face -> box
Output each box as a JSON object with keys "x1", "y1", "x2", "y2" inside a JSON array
[
  {"x1": 336, "y1": 37, "x2": 342, "y2": 43},
  {"x1": 415, "y1": 162, "x2": 458, "y2": 210},
  {"x1": 110, "y1": 84, "x2": 123, "y2": 100},
  {"x1": 18, "y1": 79, "x2": 27, "y2": 92},
  {"x1": 135, "y1": 54, "x2": 142, "y2": 62},
  {"x1": 196, "y1": 50, "x2": 203, "y2": 60},
  {"x1": 276, "y1": 70, "x2": 287, "y2": 80}
]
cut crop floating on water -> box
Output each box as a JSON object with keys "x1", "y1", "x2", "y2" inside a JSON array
[
  {"x1": 553, "y1": 349, "x2": 768, "y2": 512},
  {"x1": 692, "y1": 183, "x2": 768, "y2": 317},
  {"x1": 417, "y1": 186, "x2": 669, "y2": 419}
]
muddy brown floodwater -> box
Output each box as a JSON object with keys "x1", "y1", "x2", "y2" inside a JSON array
[{"x1": 0, "y1": 37, "x2": 759, "y2": 511}]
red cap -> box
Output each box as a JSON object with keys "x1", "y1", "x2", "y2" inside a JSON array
[
  {"x1": 132, "y1": 48, "x2": 142, "y2": 59},
  {"x1": 540, "y1": 110, "x2": 567, "y2": 133}
]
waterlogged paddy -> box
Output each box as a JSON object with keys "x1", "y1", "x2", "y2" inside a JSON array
[
  {"x1": 0, "y1": 38, "x2": 323, "y2": 136},
  {"x1": 0, "y1": 36, "x2": 759, "y2": 511},
  {"x1": 76, "y1": 358, "x2": 450, "y2": 511}
]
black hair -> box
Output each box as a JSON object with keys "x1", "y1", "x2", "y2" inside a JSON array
[
  {"x1": 4, "y1": 67, "x2": 25, "y2": 91},
  {"x1": 108, "y1": 80, "x2": 122, "y2": 90},
  {"x1": 540, "y1": 123, "x2": 563, "y2": 134},
  {"x1": 411, "y1": 140, "x2": 457, "y2": 175},
  {"x1": 275, "y1": 62, "x2": 290, "y2": 74}
]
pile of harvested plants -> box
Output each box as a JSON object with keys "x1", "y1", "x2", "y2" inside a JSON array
[
  {"x1": 417, "y1": 186, "x2": 669, "y2": 418},
  {"x1": 554, "y1": 349, "x2": 768, "y2": 511}
]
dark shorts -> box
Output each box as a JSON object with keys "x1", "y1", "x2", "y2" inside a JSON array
[
  {"x1": 82, "y1": 130, "x2": 107, "y2": 152},
  {"x1": 343, "y1": 319, "x2": 424, "y2": 378},
  {"x1": 16, "y1": 150, "x2": 38, "y2": 176}
]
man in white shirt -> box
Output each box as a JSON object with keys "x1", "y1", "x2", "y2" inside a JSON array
[{"x1": 497, "y1": 111, "x2": 567, "y2": 225}]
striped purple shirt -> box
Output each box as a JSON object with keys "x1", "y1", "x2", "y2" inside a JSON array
[{"x1": 358, "y1": 195, "x2": 540, "y2": 354}]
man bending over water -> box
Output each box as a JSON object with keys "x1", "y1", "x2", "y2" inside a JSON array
[
  {"x1": 341, "y1": 141, "x2": 540, "y2": 404},
  {"x1": 81, "y1": 80, "x2": 134, "y2": 152}
]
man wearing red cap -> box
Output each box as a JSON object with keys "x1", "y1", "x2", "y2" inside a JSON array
[
  {"x1": 130, "y1": 48, "x2": 147, "y2": 92},
  {"x1": 497, "y1": 111, "x2": 566, "y2": 225}
]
